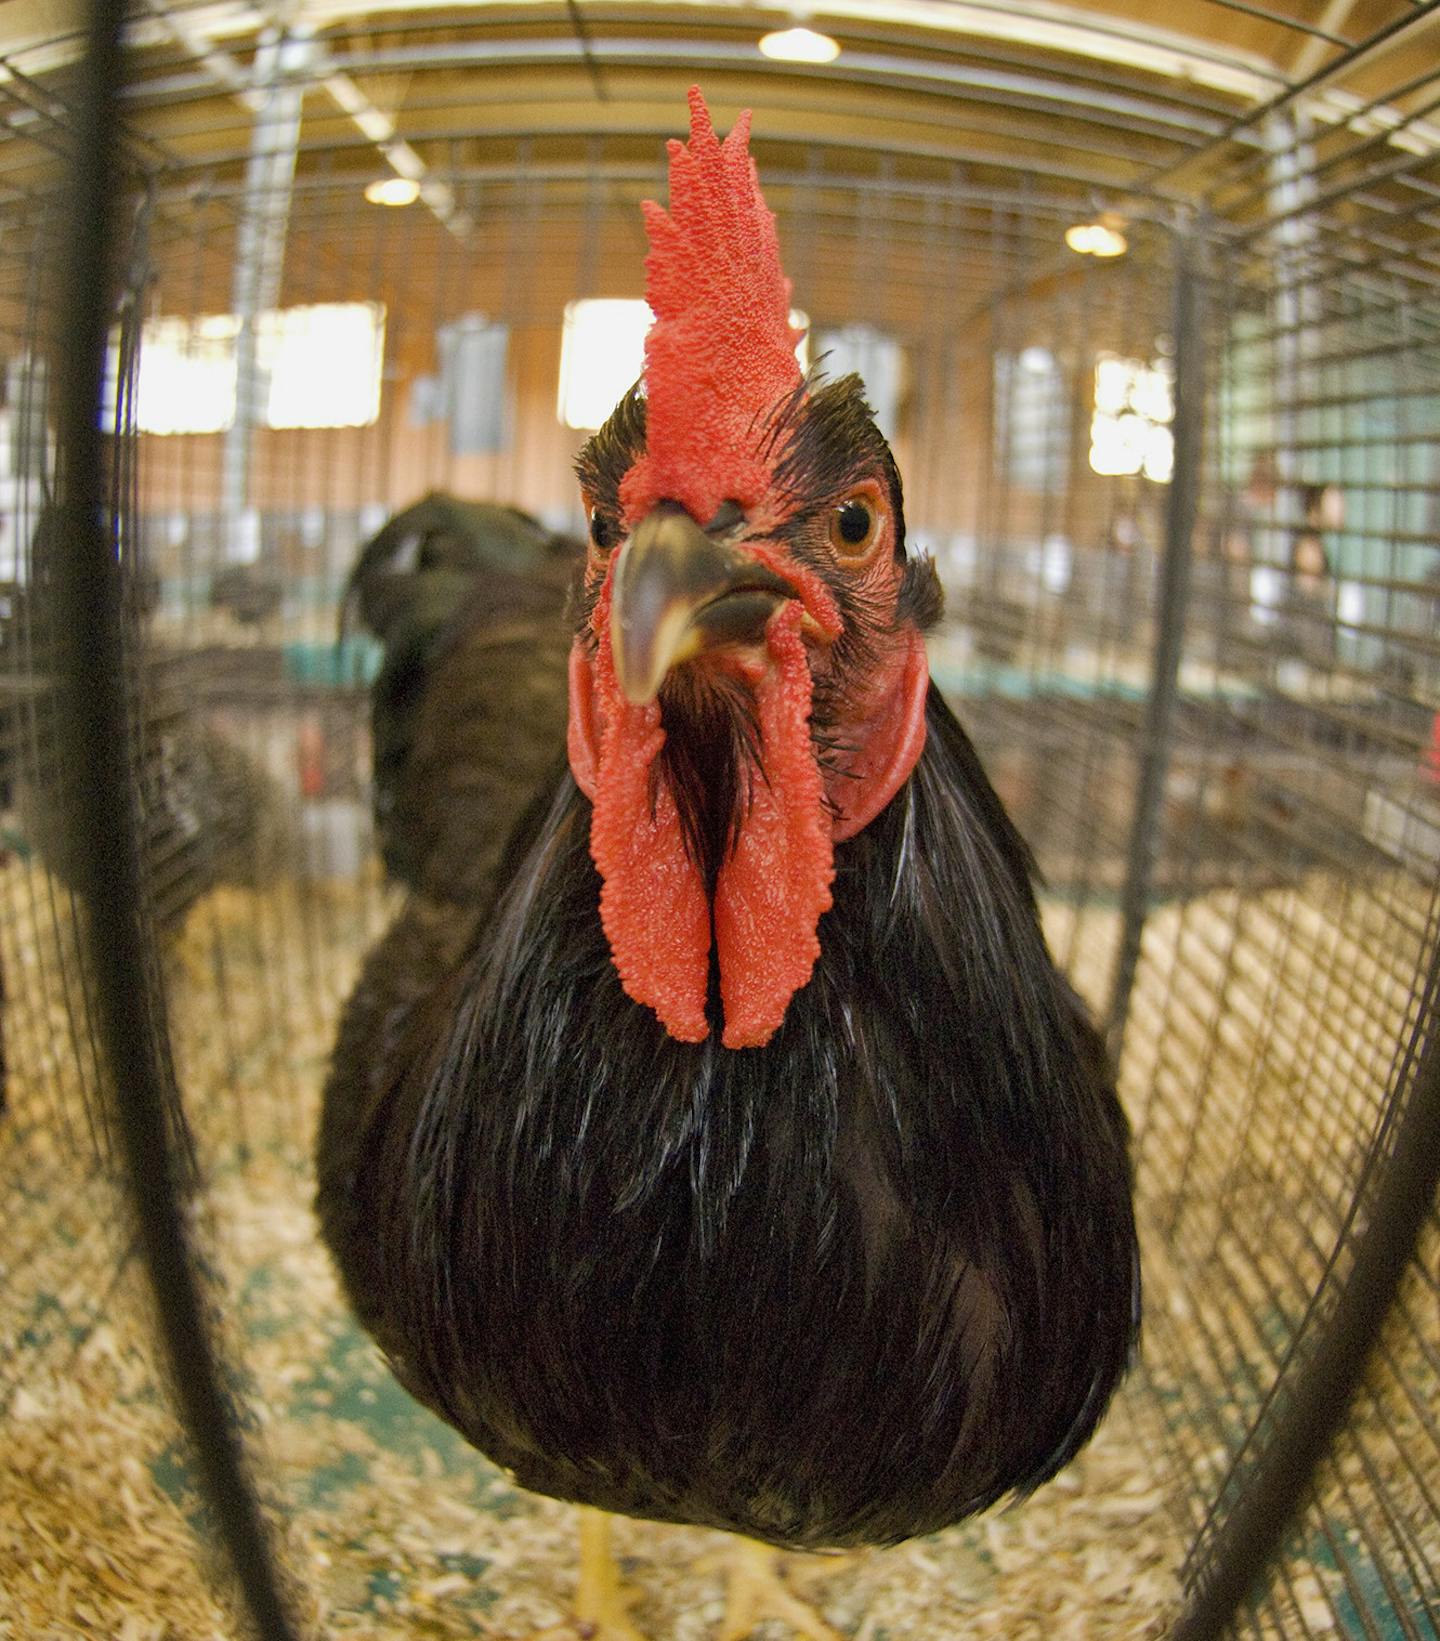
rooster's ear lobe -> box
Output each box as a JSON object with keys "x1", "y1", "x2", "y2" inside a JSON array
[
  {"x1": 895, "y1": 556, "x2": 944, "y2": 633},
  {"x1": 830, "y1": 627, "x2": 929, "y2": 843},
  {"x1": 566, "y1": 640, "x2": 600, "y2": 802}
]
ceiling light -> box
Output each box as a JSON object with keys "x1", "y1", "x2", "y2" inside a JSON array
[
  {"x1": 759, "y1": 25, "x2": 840, "y2": 63},
  {"x1": 1065, "y1": 220, "x2": 1128, "y2": 258},
  {"x1": 365, "y1": 177, "x2": 421, "y2": 207}
]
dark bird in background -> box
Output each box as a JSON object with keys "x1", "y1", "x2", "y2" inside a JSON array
[
  {"x1": 18, "y1": 507, "x2": 282, "y2": 923},
  {"x1": 319, "y1": 90, "x2": 1139, "y2": 1641},
  {"x1": 210, "y1": 563, "x2": 283, "y2": 628},
  {"x1": 25, "y1": 669, "x2": 284, "y2": 933},
  {"x1": 0, "y1": 509, "x2": 283, "y2": 1124},
  {"x1": 342, "y1": 492, "x2": 580, "y2": 907}
]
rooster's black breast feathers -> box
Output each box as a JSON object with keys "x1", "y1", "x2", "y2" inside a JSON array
[{"x1": 318, "y1": 591, "x2": 1140, "y2": 1548}]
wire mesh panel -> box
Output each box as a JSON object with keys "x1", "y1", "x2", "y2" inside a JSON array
[
  {"x1": 961, "y1": 154, "x2": 1440, "y2": 1641},
  {"x1": 0, "y1": 74, "x2": 144, "y2": 1397},
  {"x1": 1139, "y1": 99, "x2": 1440, "y2": 1641},
  {"x1": 927, "y1": 19, "x2": 1440, "y2": 1631},
  {"x1": 1, "y1": 3, "x2": 1438, "y2": 1637}
]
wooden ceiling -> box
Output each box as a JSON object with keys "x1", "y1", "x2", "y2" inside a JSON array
[
  {"x1": 4, "y1": 1, "x2": 1437, "y2": 188},
  {"x1": 1, "y1": 0, "x2": 1437, "y2": 309}
]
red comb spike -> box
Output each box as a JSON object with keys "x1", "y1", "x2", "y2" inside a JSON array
[{"x1": 619, "y1": 87, "x2": 803, "y2": 528}]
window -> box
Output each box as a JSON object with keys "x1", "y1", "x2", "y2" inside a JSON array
[
  {"x1": 994, "y1": 346, "x2": 1068, "y2": 490},
  {"x1": 130, "y1": 314, "x2": 238, "y2": 435},
  {"x1": 118, "y1": 302, "x2": 386, "y2": 435},
  {"x1": 262, "y1": 303, "x2": 386, "y2": 430},
  {"x1": 557, "y1": 298, "x2": 811, "y2": 431},
  {"x1": 558, "y1": 300, "x2": 655, "y2": 432},
  {"x1": 1089, "y1": 353, "x2": 1173, "y2": 482}
]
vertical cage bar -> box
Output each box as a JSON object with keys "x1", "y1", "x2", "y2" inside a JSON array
[
  {"x1": 1107, "y1": 228, "x2": 1209, "y2": 1055},
  {"x1": 51, "y1": 1, "x2": 301, "y2": 1635},
  {"x1": 221, "y1": 26, "x2": 308, "y2": 566},
  {"x1": 1171, "y1": 932, "x2": 1440, "y2": 1641}
]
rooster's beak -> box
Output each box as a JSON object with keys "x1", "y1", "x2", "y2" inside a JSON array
[{"x1": 610, "y1": 502, "x2": 791, "y2": 705}]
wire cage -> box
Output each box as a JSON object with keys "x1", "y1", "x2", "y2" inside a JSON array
[{"x1": 1, "y1": 1, "x2": 1437, "y2": 1637}]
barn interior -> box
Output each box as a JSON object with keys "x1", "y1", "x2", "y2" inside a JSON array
[{"x1": 0, "y1": 0, "x2": 1438, "y2": 1637}]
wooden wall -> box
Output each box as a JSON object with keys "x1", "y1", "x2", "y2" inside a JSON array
[{"x1": 128, "y1": 194, "x2": 1174, "y2": 577}]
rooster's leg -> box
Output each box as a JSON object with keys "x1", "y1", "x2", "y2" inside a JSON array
[
  {"x1": 698, "y1": 1538, "x2": 846, "y2": 1641},
  {"x1": 576, "y1": 1507, "x2": 648, "y2": 1640},
  {"x1": 530, "y1": 1506, "x2": 649, "y2": 1641}
]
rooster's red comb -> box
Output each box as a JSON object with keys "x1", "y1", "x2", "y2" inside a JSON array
[{"x1": 619, "y1": 87, "x2": 804, "y2": 529}]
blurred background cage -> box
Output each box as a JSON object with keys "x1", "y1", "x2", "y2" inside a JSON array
[{"x1": 1, "y1": 0, "x2": 1438, "y2": 1637}]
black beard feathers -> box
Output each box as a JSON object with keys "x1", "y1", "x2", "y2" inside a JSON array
[{"x1": 655, "y1": 669, "x2": 760, "y2": 893}]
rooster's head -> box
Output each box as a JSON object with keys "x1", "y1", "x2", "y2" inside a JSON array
[{"x1": 570, "y1": 87, "x2": 940, "y2": 1050}]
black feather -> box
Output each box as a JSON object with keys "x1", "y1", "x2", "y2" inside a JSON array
[
  {"x1": 769, "y1": 375, "x2": 906, "y2": 561},
  {"x1": 573, "y1": 387, "x2": 647, "y2": 562},
  {"x1": 654, "y1": 668, "x2": 761, "y2": 891}
]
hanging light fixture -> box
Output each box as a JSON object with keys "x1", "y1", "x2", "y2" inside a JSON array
[
  {"x1": 1065, "y1": 217, "x2": 1128, "y2": 258},
  {"x1": 365, "y1": 177, "x2": 421, "y2": 207},
  {"x1": 759, "y1": 24, "x2": 840, "y2": 63}
]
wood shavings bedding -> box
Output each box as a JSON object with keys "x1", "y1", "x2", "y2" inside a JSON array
[
  {"x1": 7, "y1": 863, "x2": 1433, "y2": 1637},
  {"x1": 2, "y1": 1137, "x2": 1186, "y2": 1639}
]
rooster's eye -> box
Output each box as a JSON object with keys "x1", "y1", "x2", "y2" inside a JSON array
[
  {"x1": 590, "y1": 509, "x2": 620, "y2": 552},
  {"x1": 835, "y1": 501, "x2": 871, "y2": 545},
  {"x1": 828, "y1": 491, "x2": 882, "y2": 561}
]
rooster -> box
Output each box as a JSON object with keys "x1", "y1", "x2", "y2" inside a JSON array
[{"x1": 319, "y1": 90, "x2": 1139, "y2": 1641}]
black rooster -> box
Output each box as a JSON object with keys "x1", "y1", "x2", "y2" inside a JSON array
[{"x1": 319, "y1": 92, "x2": 1138, "y2": 1641}]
